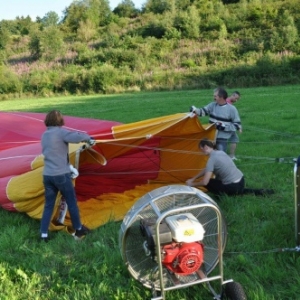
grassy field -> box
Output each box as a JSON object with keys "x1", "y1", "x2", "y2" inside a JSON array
[{"x1": 0, "y1": 85, "x2": 300, "y2": 299}]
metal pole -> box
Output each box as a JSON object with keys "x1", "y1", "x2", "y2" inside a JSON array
[{"x1": 294, "y1": 157, "x2": 300, "y2": 246}]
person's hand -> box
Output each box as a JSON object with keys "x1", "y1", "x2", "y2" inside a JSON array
[
  {"x1": 233, "y1": 123, "x2": 242, "y2": 132},
  {"x1": 189, "y1": 106, "x2": 200, "y2": 115},
  {"x1": 88, "y1": 138, "x2": 96, "y2": 146},
  {"x1": 186, "y1": 179, "x2": 194, "y2": 186},
  {"x1": 69, "y1": 164, "x2": 79, "y2": 179},
  {"x1": 215, "y1": 122, "x2": 225, "y2": 131}
]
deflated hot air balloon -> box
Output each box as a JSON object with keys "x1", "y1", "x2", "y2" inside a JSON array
[{"x1": 0, "y1": 111, "x2": 216, "y2": 231}]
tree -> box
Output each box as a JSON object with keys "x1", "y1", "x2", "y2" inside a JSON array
[
  {"x1": 29, "y1": 26, "x2": 65, "y2": 61},
  {"x1": 77, "y1": 19, "x2": 97, "y2": 42},
  {"x1": 113, "y1": 0, "x2": 139, "y2": 18},
  {"x1": 15, "y1": 16, "x2": 34, "y2": 35},
  {"x1": 61, "y1": 0, "x2": 112, "y2": 33},
  {"x1": 40, "y1": 26, "x2": 65, "y2": 60},
  {"x1": 61, "y1": 1, "x2": 87, "y2": 33},
  {"x1": 264, "y1": 9, "x2": 298, "y2": 52},
  {"x1": 173, "y1": 5, "x2": 200, "y2": 39},
  {"x1": 176, "y1": 0, "x2": 191, "y2": 10},
  {"x1": 40, "y1": 11, "x2": 60, "y2": 28},
  {"x1": 143, "y1": 0, "x2": 172, "y2": 14},
  {"x1": 28, "y1": 29, "x2": 40, "y2": 59},
  {"x1": 84, "y1": 0, "x2": 112, "y2": 26},
  {"x1": 193, "y1": 0, "x2": 217, "y2": 19},
  {"x1": 221, "y1": 0, "x2": 240, "y2": 3},
  {"x1": 0, "y1": 25, "x2": 10, "y2": 50}
]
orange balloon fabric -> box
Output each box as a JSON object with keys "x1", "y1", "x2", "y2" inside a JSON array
[{"x1": 0, "y1": 112, "x2": 216, "y2": 230}]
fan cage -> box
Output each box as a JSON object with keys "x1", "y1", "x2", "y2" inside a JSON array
[{"x1": 119, "y1": 185, "x2": 227, "y2": 290}]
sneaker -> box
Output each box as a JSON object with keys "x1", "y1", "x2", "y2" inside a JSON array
[
  {"x1": 231, "y1": 156, "x2": 238, "y2": 161},
  {"x1": 74, "y1": 225, "x2": 90, "y2": 240},
  {"x1": 66, "y1": 226, "x2": 76, "y2": 235}
]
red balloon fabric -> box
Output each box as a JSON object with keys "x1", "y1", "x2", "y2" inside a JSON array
[{"x1": 0, "y1": 111, "x2": 215, "y2": 229}]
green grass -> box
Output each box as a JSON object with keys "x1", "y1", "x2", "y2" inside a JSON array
[{"x1": 1, "y1": 85, "x2": 300, "y2": 299}]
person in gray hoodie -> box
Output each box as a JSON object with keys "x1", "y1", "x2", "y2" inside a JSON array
[{"x1": 40, "y1": 110, "x2": 95, "y2": 242}]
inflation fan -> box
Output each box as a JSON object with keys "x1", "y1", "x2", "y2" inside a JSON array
[{"x1": 119, "y1": 185, "x2": 247, "y2": 299}]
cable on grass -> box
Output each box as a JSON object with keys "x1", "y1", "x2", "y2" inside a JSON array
[{"x1": 225, "y1": 246, "x2": 300, "y2": 255}]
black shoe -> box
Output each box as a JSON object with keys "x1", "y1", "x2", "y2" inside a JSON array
[
  {"x1": 257, "y1": 189, "x2": 275, "y2": 196},
  {"x1": 243, "y1": 188, "x2": 275, "y2": 196},
  {"x1": 40, "y1": 237, "x2": 50, "y2": 243},
  {"x1": 74, "y1": 225, "x2": 90, "y2": 240}
]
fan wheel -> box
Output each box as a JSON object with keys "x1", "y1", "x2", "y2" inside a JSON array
[
  {"x1": 222, "y1": 281, "x2": 247, "y2": 300},
  {"x1": 119, "y1": 185, "x2": 227, "y2": 290}
]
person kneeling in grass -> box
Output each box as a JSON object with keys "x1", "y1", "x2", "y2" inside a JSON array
[{"x1": 186, "y1": 138, "x2": 274, "y2": 196}]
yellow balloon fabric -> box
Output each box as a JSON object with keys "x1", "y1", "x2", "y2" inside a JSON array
[{"x1": 4, "y1": 113, "x2": 216, "y2": 231}]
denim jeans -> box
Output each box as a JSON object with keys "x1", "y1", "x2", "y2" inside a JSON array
[
  {"x1": 41, "y1": 173, "x2": 82, "y2": 234},
  {"x1": 216, "y1": 138, "x2": 228, "y2": 152}
]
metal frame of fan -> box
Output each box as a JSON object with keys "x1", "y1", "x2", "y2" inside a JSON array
[
  {"x1": 119, "y1": 185, "x2": 246, "y2": 299},
  {"x1": 294, "y1": 157, "x2": 300, "y2": 246}
]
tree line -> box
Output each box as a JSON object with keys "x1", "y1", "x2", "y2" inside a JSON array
[{"x1": 0, "y1": 0, "x2": 299, "y2": 98}]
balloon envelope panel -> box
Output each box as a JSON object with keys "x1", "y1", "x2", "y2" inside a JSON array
[{"x1": 0, "y1": 112, "x2": 216, "y2": 230}]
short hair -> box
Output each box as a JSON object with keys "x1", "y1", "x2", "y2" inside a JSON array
[
  {"x1": 216, "y1": 87, "x2": 228, "y2": 99},
  {"x1": 44, "y1": 110, "x2": 64, "y2": 127},
  {"x1": 199, "y1": 138, "x2": 215, "y2": 149},
  {"x1": 233, "y1": 91, "x2": 240, "y2": 96}
]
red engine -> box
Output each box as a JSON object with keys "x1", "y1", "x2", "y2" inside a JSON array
[
  {"x1": 162, "y1": 242, "x2": 204, "y2": 275},
  {"x1": 140, "y1": 213, "x2": 206, "y2": 276}
]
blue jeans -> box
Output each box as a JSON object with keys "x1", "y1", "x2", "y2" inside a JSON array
[
  {"x1": 216, "y1": 138, "x2": 228, "y2": 152},
  {"x1": 41, "y1": 173, "x2": 82, "y2": 234}
]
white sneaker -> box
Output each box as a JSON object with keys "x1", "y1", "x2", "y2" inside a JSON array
[{"x1": 231, "y1": 156, "x2": 238, "y2": 161}]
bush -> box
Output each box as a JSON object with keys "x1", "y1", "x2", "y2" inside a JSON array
[
  {"x1": 0, "y1": 66, "x2": 22, "y2": 94},
  {"x1": 181, "y1": 59, "x2": 196, "y2": 68},
  {"x1": 102, "y1": 48, "x2": 138, "y2": 70}
]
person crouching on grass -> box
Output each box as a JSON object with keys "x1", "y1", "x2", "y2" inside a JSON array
[
  {"x1": 40, "y1": 110, "x2": 95, "y2": 242},
  {"x1": 186, "y1": 139, "x2": 274, "y2": 196}
]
